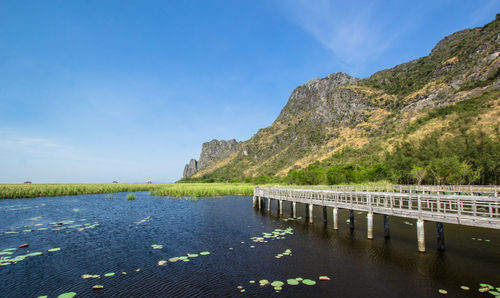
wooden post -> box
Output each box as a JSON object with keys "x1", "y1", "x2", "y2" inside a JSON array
[
  {"x1": 279, "y1": 200, "x2": 283, "y2": 216},
  {"x1": 367, "y1": 212, "x2": 373, "y2": 239},
  {"x1": 417, "y1": 218, "x2": 426, "y2": 253},
  {"x1": 290, "y1": 201, "x2": 293, "y2": 218},
  {"x1": 349, "y1": 210, "x2": 355, "y2": 230},
  {"x1": 253, "y1": 196, "x2": 256, "y2": 208},
  {"x1": 309, "y1": 204, "x2": 314, "y2": 224},
  {"x1": 323, "y1": 206, "x2": 327, "y2": 224},
  {"x1": 333, "y1": 207, "x2": 338, "y2": 230},
  {"x1": 258, "y1": 196, "x2": 261, "y2": 210},
  {"x1": 436, "y1": 222, "x2": 445, "y2": 251},
  {"x1": 261, "y1": 197, "x2": 265, "y2": 210},
  {"x1": 384, "y1": 215, "x2": 390, "y2": 238},
  {"x1": 292, "y1": 202, "x2": 297, "y2": 218},
  {"x1": 267, "y1": 198, "x2": 271, "y2": 212},
  {"x1": 305, "y1": 204, "x2": 309, "y2": 221}
]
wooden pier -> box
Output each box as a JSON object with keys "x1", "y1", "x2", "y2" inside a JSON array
[{"x1": 253, "y1": 185, "x2": 500, "y2": 252}]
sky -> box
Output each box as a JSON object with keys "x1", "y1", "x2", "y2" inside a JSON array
[{"x1": 0, "y1": 0, "x2": 499, "y2": 183}]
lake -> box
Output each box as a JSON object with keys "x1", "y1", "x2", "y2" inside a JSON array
[{"x1": 0, "y1": 192, "x2": 499, "y2": 297}]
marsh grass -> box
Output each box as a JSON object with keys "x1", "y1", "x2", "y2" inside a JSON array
[
  {"x1": 150, "y1": 183, "x2": 261, "y2": 198},
  {"x1": 0, "y1": 183, "x2": 166, "y2": 199},
  {"x1": 126, "y1": 193, "x2": 137, "y2": 200}
]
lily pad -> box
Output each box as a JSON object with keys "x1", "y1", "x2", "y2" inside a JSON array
[
  {"x1": 295, "y1": 277, "x2": 303, "y2": 281},
  {"x1": 287, "y1": 279, "x2": 299, "y2": 285},
  {"x1": 240, "y1": 289, "x2": 245, "y2": 293},
  {"x1": 460, "y1": 286, "x2": 470, "y2": 290},
  {"x1": 104, "y1": 272, "x2": 115, "y2": 277},
  {"x1": 489, "y1": 291, "x2": 500, "y2": 296},
  {"x1": 92, "y1": 285, "x2": 104, "y2": 290},
  {"x1": 271, "y1": 281, "x2": 284, "y2": 287},
  {"x1": 82, "y1": 274, "x2": 100, "y2": 279},
  {"x1": 319, "y1": 276, "x2": 331, "y2": 281},
  {"x1": 187, "y1": 253, "x2": 198, "y2": 258},
  {"x1": 302, "y1": 279, "x2": 316, "y2": 286},
  {"x1": 259, "y1": 279, "x2": 269, "y2": 286},
  {"x1": 249, "y1": 280, "x2": 255, "y2": 284},
  {"x1": 57, "y1": 292, "x2": 76, "y2": 298},
  {"x1": 168, "y1": 257, "x2": 179, "y2": 262},
  {"x1": 438, "y1": 289, "x2": 448, "y2": 294},
  {"x1": 48, "y1": 248, "x2": 61, "y2": 252},
  {"x1": 158, "y1": 260, "x2": 167, "y2": 266},
  {"x1": 37, "y1": 296, "x2": 48, "y2": 298},
  {"x1": 274, "y1": 286, "x2": 282, "y2": 291}
]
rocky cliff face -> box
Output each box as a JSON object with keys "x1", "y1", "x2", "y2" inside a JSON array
[
  {"x1": 182, "y1": 139, "x2": 240, "y2": 178},
  {"x1": 183, "y1": 159, "x2": 198, "y2": 178},
  {"x1": 180, "y1": 15, "x2": 500, "y2": 181}
]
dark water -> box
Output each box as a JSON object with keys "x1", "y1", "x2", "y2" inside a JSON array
[{"x1": 0, "y1": 193, "x2": 499, "y2": 298}]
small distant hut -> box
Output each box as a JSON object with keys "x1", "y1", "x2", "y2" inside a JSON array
[
  {"x1": 146, "y1": 180, "x2": 152, "y2": 184},
  {"x1": 24, "y1": 181, "x2": 32, "y2": 184},
  {"x1": 112, "y1": 181, "x2": 118, "y2": 184}
]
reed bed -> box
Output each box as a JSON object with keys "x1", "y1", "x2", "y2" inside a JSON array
[
  {"x1": 150, "y1": 183, "x2": 258, "y2": 198},
  {"x1": 0, "y1": 183, "x2": 167, "y2": 199}
]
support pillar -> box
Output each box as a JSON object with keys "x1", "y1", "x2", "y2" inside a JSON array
[
  {"x1": 253, "y1": 196, "x2": 256, "y2": 208},
  {"x1": 349, "y1": 210, "x2": 355, "y2": 230},
  {"x1": 333, "y1": 207, "x2": 338, "y2": 230},
  {"x1": 436, "y1": 222, "x2": 445, "y2": 251},
  {"x1": 258, "y1": 196, "x2": 261, "y2": 210},
  {"x1": 290, "y1": 202, "x2": 293, "y2": 218},
  {"x1": 367, "y1": 212, "x2": 373, "y2": 239},
  {"x1": 305, "y1": 204, "x2": 309, "y2": 221},
  {"x1": 260, "y1": 197, "x2": 265, "y2": 210},
  {"x1": 308, "y1": 204, "x2": 314, "y2": 224},
  {"x1": 267, "y1": 198, "x2": 271, "y2": 212},
  {"x1": 292, "y1": 202, "x2": 297, "y2": 218},
  {"x1": 323, "y1": 206, "x2": 327, "y2": 224},
  {"x1": 383, "y1": 215, "x2": 390, "y2": 238},
  {"x1": 279, "y1": 200, "x2": 283, "y2": 216},
  {"x1": 417, "y1": 218, "x2": 426, "y2": 253}
]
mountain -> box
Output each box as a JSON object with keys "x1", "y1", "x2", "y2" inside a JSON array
[{"x1": 182, "y1": 15, "x2": 500, "y2": 185}]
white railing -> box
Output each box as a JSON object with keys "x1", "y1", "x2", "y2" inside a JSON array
[{"x1": 255, "y1": 187, "x2": 500, "y2": 229}]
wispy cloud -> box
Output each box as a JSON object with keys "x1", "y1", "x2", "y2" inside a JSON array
[
  {"x1": 280, "y1": 0, "x2": 417, "y2": 74},
  {"x1": 0, "y1": 131, "x2": 79, "y2": 159}
]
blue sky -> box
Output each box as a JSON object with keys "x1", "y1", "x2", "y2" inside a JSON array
[{"x1": 0, "y1": 0, "x2": 499, "y2": 183}]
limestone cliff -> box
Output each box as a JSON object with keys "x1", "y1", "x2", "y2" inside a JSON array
[{"x1": 182, "y1": 139, "x2": 240, "y2": 178}]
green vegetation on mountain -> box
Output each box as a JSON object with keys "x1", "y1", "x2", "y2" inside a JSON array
[{"x1": 182, "y1": 15, "x2": 500, "y2": 185}]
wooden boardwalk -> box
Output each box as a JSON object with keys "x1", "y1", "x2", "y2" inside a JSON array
[{"x1": 253, "y1": 186, "x2": 500, "y2": 252}]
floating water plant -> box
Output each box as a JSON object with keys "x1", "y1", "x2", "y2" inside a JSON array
[
  {"x1": 48, "y1": 248, "x2": 61, "y2": 252},
  {"x1": 151, "y1": 244, "x2": 163, "y2": 250},
  {"x1": 287, "y1": 279, "x2": 299, "y2": 285},
  {"x1": 126, "y1": 193, "x2": 137, "y2": 200},
  {"x1": 302, "y1": 279, "x2": 316, "y2": 286},
  {"x1": 460, "y1": 286, "x2": 470, "y2": 290},
  {"x1": 104, "y1": 272, "x2": 115, "y2": 277},
  {"x1": 259, "y1": 280, "x2": 270, "y2": 286},
  {"x1": 438, "y1": 289, "x2": 448, "y2": 294},
  {"x1": 319, "y1": 276, "x2": 331, "y2": 281},
  {"x1": 92, "y1": 285, "x2": 104, "y2": 290},
  {"x1": 158, "y1": 260, "x2": 167, "y2": 266},
  {"x1": 199, "y1": 251, "x2": 210, "y2": 255},
  {"x1": 57, "y1": 292, "x2": 76, "y2": 298},
  {"x1": 82, "y1": 274, "x2": 100, "y2": 279}
]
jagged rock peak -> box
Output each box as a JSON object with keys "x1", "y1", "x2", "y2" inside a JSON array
[
  {"x1": 276, "y1": 72, "x2": 359, "y2": 122},
  {"x1": 183, "y1": 159, "x2": 198, "y2": 178},
  {"x1": 199, "y1": 139, "x2": 240, "y2": 170},
  {"x1": 182, "y1": 139, "x2": 240, "y2": 178}
]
